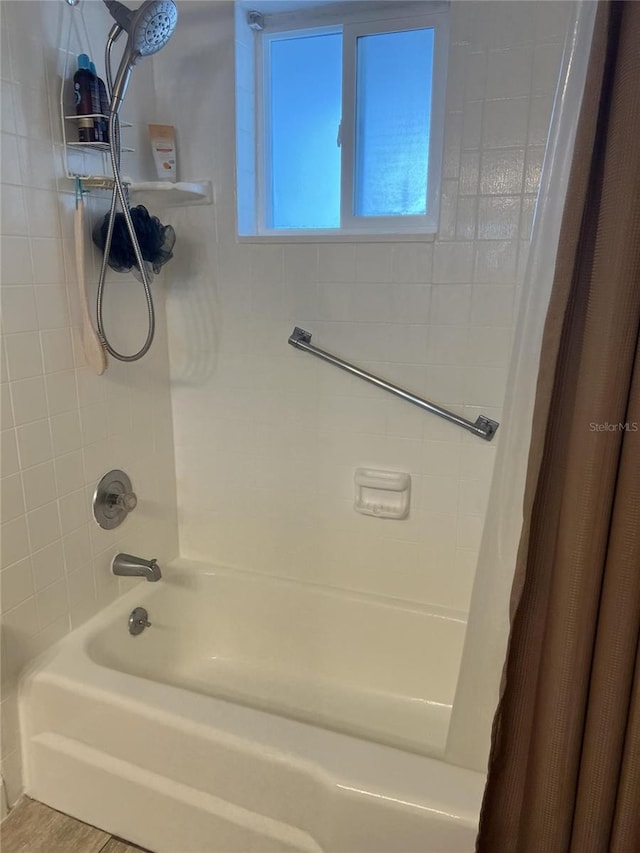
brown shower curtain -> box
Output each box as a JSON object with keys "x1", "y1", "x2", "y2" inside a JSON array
[{"x1": 476, "y1": 2, "x2": 640, "y2": 851}]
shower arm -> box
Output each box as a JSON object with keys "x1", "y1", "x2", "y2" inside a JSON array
[
  {"x1": 105, "y1": 23, "x2": 123, "y2": 100},
  {"x1": 288, "y1": 327, "x2": 500, "y2": 441},
  {"x1": 104, "y1": 25, "x2": 124, "y2": 177}
]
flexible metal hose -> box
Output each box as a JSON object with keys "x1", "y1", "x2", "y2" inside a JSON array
[{"x1": 96, "y1": 33, "x2": 155, "y2": 362}]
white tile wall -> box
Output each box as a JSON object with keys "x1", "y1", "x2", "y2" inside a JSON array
[
  {"x1": 0, "y1": 0, "x2": 178, "y2": 803},
  {"x1": 154, "y1": 2, "x2": 569, "y2": 611}
]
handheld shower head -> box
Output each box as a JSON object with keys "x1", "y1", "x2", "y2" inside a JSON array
[
  {"x1": 129, "y1": 0, "x2": 178, "y2": 57},
  {"x1": 103, "y1": 0, "x2": 177, "y2": 113}
]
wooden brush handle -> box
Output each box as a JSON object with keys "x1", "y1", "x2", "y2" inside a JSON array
[{"x1": 75, "y1": 197, "x2": 107, "y2": 375}]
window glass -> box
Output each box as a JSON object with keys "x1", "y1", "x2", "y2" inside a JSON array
[
  {"x1": 354, "y1": 27, "x2": 434, "y2": 217},
  {"x1": 270, "y1": 31, "x2": 342, "y2": 229}
]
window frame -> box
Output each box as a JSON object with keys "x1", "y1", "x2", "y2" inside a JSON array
[{"x1": 251, "y1": 6, "x2": 449, "y2": 238}]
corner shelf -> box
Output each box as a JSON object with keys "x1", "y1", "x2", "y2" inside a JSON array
[{"x1": 129, "y1": 181, "x2": 213, "y2": 207}]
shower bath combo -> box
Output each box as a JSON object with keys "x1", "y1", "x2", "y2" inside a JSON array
[{"x1": 12, "y1": 1, "x2": 598, "y2": 851}]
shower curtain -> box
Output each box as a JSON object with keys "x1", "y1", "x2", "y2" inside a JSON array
[
  {"x1": 447, "y1": 0, "x2": 598, "y2": 772},
  {"x1": 477, "y1": 1, "x2": 640, "y2": 850}
]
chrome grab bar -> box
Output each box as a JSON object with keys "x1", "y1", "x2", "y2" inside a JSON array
[{"x1": 288, "y1": 327, "x2": 499, "y2": 442}]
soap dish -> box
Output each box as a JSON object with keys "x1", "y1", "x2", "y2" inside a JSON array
[{"x1": 354, "y1": 468, "x2": 411, "y2": 520}]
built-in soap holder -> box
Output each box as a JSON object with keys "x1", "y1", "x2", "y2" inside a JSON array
[{"x1": 354, "y1": 469, "x2": 411, "y2": 520}]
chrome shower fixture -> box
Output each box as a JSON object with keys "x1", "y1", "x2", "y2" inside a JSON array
[
  {"x1": 103, "y1": 0, "x2": 178, "y2": 114},
  {"x1": 97, "y1": 0, "x2": 178, "y2": 363}
]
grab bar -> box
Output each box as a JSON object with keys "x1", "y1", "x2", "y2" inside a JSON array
[{"x1": 288, "y1": 327, "x2": 499, "y2": 442}]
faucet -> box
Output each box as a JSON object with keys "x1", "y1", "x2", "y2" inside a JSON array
[{"x1": 112, "y1": 553, "x2": 162, "y2": 582}]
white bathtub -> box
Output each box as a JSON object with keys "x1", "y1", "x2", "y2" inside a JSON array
[{"x1": 19, "y1": 560, "x2": 485, "y2": 852}]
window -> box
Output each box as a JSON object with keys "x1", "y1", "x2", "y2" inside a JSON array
[
  {"x1": 268, "y1": 28, "x2": 343, "y2": 230},
  {"x1": 235, "y1": 3, "x2": 449, "y2": 237}
]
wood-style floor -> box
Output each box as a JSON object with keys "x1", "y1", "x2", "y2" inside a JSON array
[{"x1": 0, "y1": 797, "x2": 151, "y2": 853}]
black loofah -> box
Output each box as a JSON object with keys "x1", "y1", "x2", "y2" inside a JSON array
[{"x1": 93, "y1": 205, "x2": 176, "y2": 276}]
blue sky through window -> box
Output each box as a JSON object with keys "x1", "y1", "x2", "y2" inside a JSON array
[
  {"x1": 355, "y1": 28, "x2": 434, "y2": 217},
  {"x1": 270, "y1": 31, "x2": 342, "y2": 229}
]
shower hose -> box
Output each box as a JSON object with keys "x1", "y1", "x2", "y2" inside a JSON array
[{"x1": 96, "y1": 45, "x2": 155, "y2": 362}]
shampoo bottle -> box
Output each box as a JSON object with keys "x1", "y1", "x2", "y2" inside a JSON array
[
  {"x1": 90, "y1": 61, "x2": 110, "y2": 144},
  {"x1": 74, "y1": 54, "x2": 97, "y2": 143}
]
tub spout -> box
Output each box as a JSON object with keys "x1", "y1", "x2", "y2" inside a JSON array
[{"x1": 112, "y1": 553, "x2": 162, "y2": 582}]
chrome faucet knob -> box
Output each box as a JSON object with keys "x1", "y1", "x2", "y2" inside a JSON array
[
  {"x1": 114, "y1": 491, "x2": 138, "y2": 512},
  {"x1": 93, "y1": 469, "x2": 138, "y2": 530}
]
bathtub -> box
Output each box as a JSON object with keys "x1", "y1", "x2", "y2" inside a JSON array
[{"x1": 19, "y1": 559, "x2": 485, "y2": 852}]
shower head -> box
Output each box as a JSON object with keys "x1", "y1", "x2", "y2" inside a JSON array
[{"x1": 103, "y1": 0, "x2": 177, "y2": 114}]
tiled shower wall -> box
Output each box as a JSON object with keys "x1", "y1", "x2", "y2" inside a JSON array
[
  {"x1": 159, "y1": 2, "x2": 569, "y2": 603},
  {"x1": 0, "y1": 0, "x2": 178, "y2": 803}
]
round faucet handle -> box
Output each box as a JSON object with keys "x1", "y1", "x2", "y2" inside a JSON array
[
  {"x1": 93, "y1": 470, "x2": 138, "y2": 530},
  {"x1": 115, "y1": 491, "x2": 138, "y2": 512}
]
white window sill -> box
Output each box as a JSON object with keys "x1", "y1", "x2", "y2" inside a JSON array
[{"x1": 237, "y1": 232, "x2": 437, "y2": 244}]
